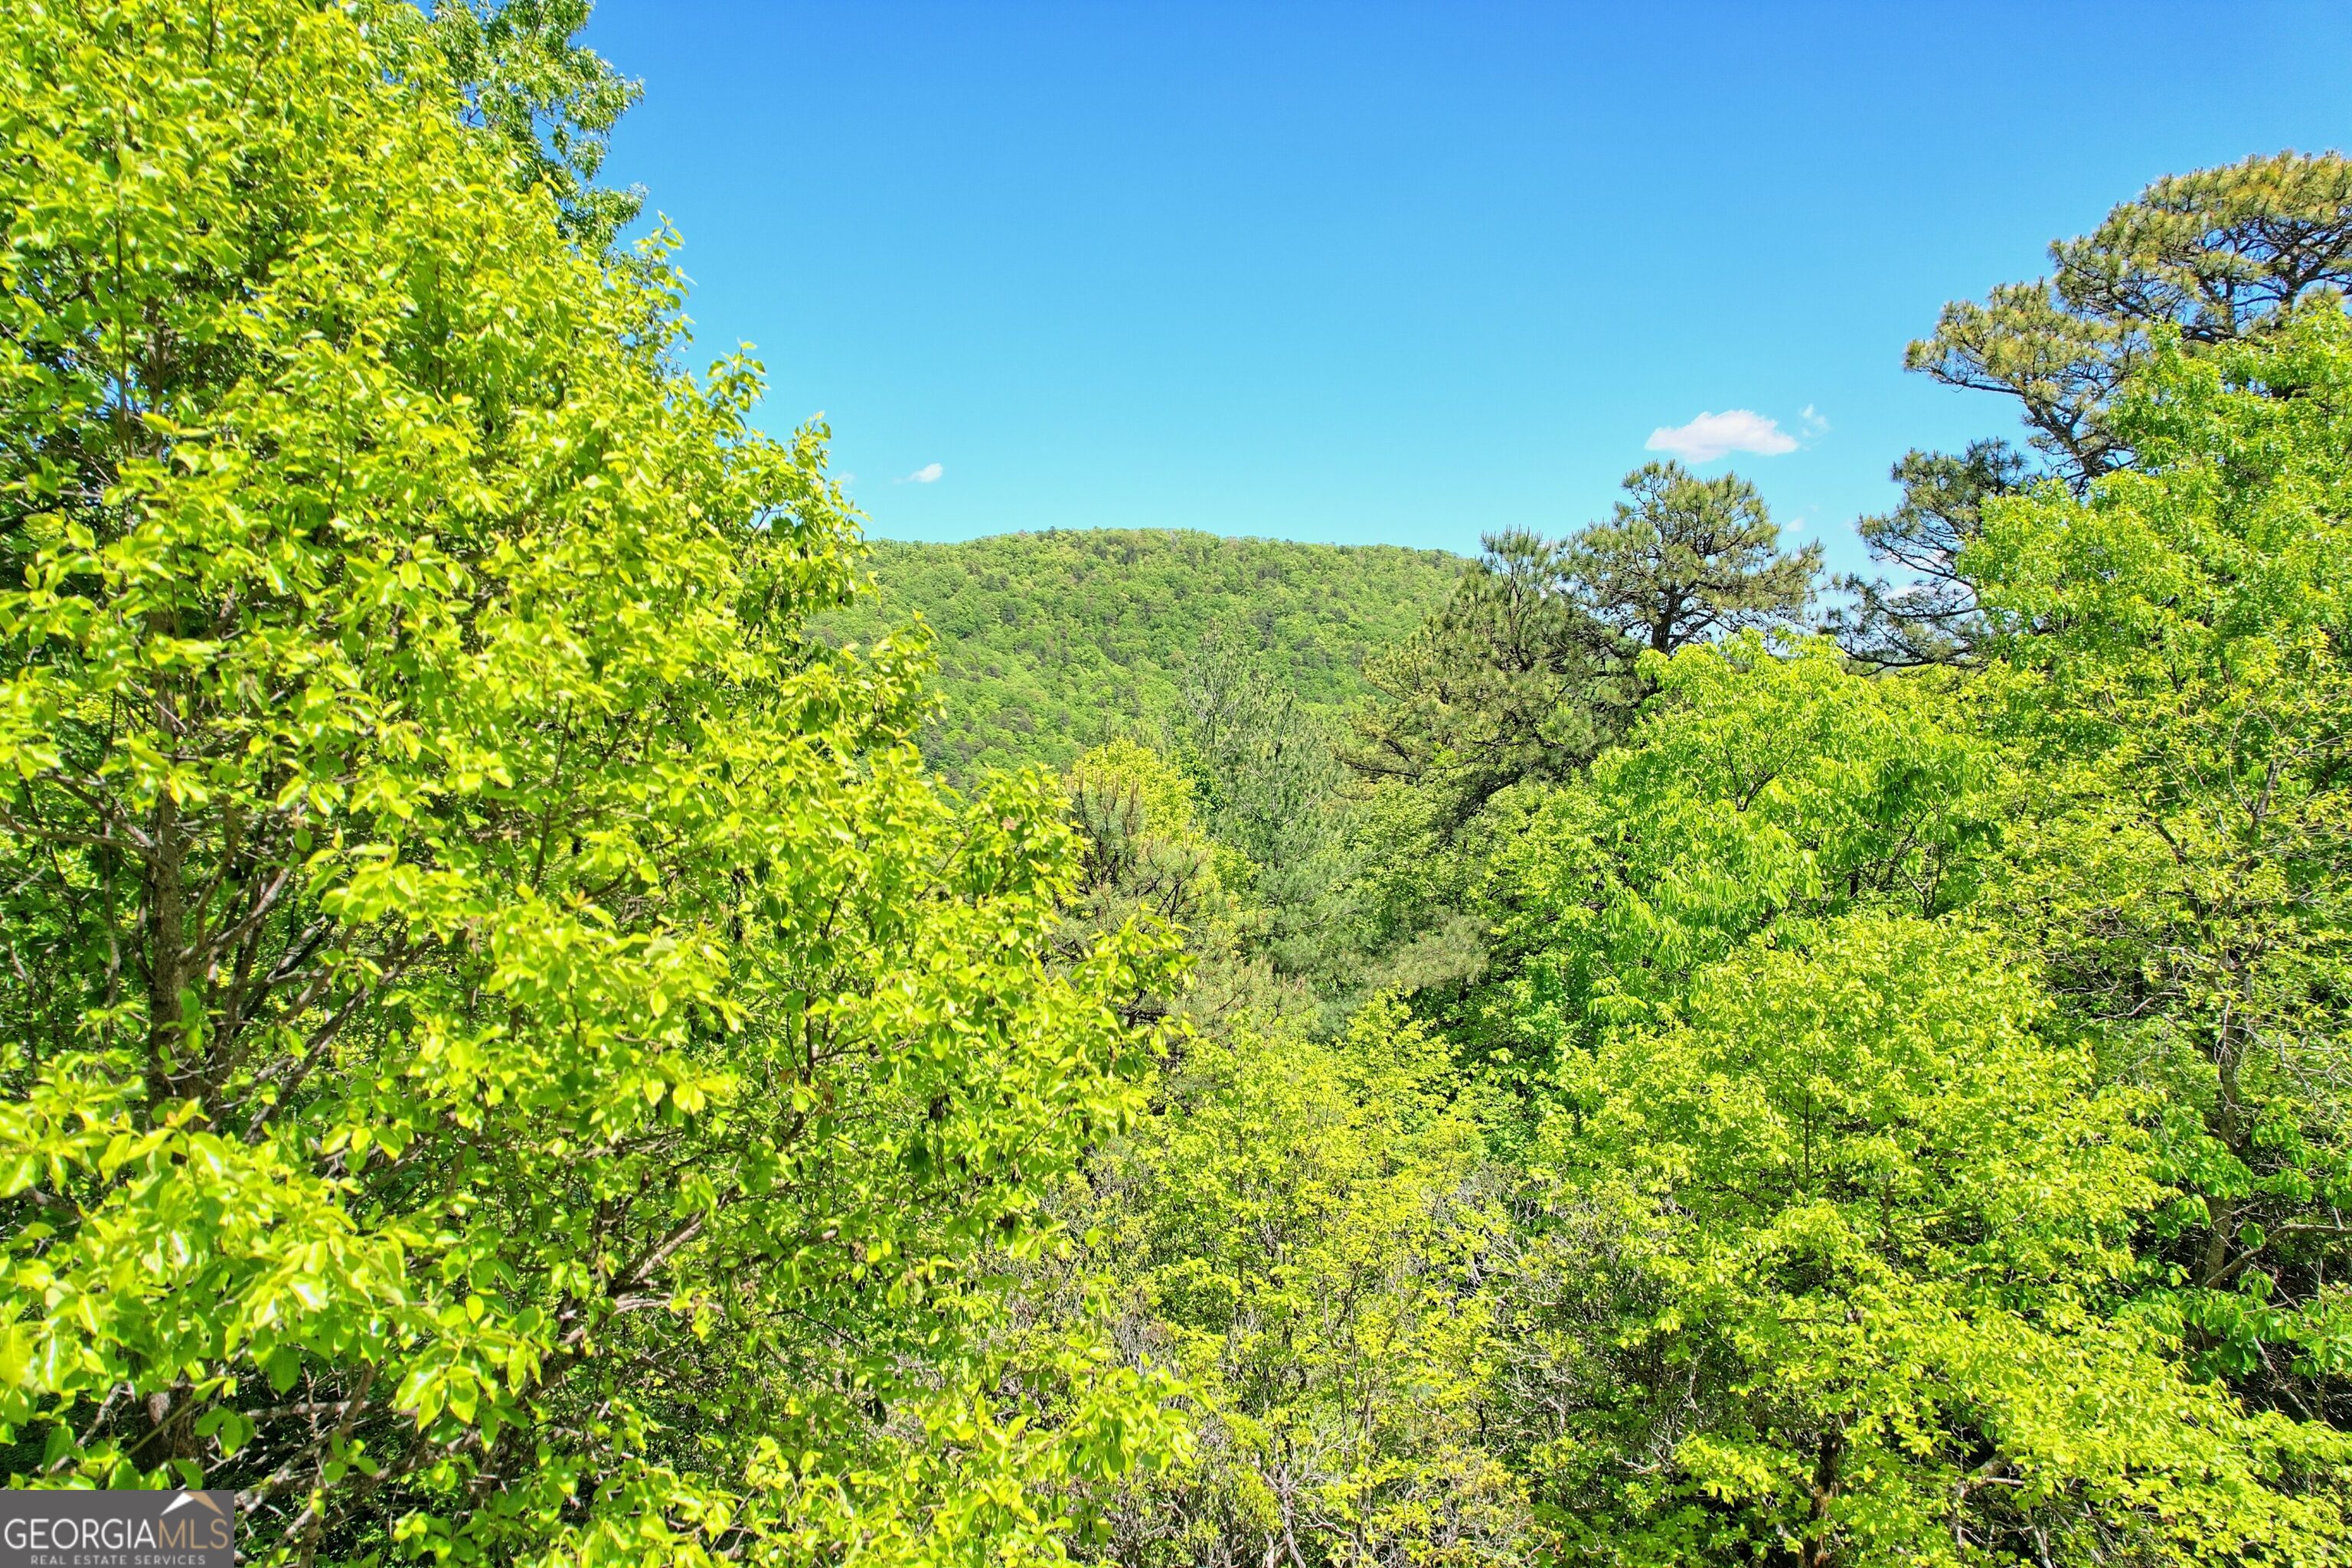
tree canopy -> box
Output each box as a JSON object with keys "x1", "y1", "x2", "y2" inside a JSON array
[
  {"x1": 1573, "y1": 462, "x2": 1821, "y2": 656},
  {"x1": 1842, "y1": 150, "x2": 2352, "y2": 668},
  {"x1": 813, "y1": 531, "x2": 1464, "y2": 779},
  {"x1": 1341, "y1": 463, "x2": 1818, "y2": 833},
  {"x1": 1909, "y1": 151, "x2": 2352, "y2": 485},
  {"x1": 6, "y1": 5, "x2": 2352, "y2": 1565},
  {"x1": 0, "y1": 2, "x2": 1176, "y2": 1560}
]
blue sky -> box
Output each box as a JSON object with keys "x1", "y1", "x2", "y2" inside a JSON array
[{"x1": 584, "y1": 2, "x2": 2352, "y2": 573}]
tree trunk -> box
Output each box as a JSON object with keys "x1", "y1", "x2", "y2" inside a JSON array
[
  {"x1": 1802, "y1": 1426, "x2": 1844, "y2": 1568},
  {"x1": 145, "y1": 784, "x2": 187, "y2": 1110}
]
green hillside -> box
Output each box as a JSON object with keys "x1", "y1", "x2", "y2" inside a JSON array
[{"x1": 816, "y1": 528, "x2": 1467, "y2": 774}]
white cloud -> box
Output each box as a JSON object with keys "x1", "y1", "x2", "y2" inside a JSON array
[
  {"x1": 900, "y1": 462, "x2": 944, "y2": 485},
  {"x1": 1800, "y1": 403, "x2": 1829, "y2": 436},
  {"x1": 1645, "y1": 409, "x2": 1799, "y2": 462}
]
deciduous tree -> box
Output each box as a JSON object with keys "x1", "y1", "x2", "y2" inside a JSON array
[
  {"x1": 0, "y1": 3, "x2": 1177, "y2": 1560},
  {"x1": 1969, "y1": 309, "x2": 2352, "y2": 1426},
  {"x1": 1503, "y1": 914, "x2": 2348, "y2": 1566}
]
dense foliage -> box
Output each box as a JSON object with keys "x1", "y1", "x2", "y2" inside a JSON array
[
  {"x1": 812, "y1": 531, "x2": 1463, "y2": 777},
  {"x1": 1017, "y1": 168, "x2": 2352, "y2": 1566},
  {"x1": 1838, "y1": 152, "x2": 2352, "y2": 669},
  {"x1": 0, "y1": 3, "x2": 1177, "y2": 1562},
  {"x1": 7, "y1": 5, "x2": 2352, "y2": 1566}
]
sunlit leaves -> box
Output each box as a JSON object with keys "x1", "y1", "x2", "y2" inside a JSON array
[{"x1": 0, "y1": 2, "x2": 1178, "y2": 1562}]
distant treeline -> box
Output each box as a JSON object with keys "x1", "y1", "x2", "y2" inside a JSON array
[{"x1": 814, "y1": 530, "x2": 1465, "y2": 776}]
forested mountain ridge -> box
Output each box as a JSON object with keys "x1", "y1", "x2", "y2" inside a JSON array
[
  {"x1": 11, "y1": 3, "x2": 2352, "y2": 1565},
  {"x1": 813, "y1": 530, "x2": 1465, "y2": 774}
]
